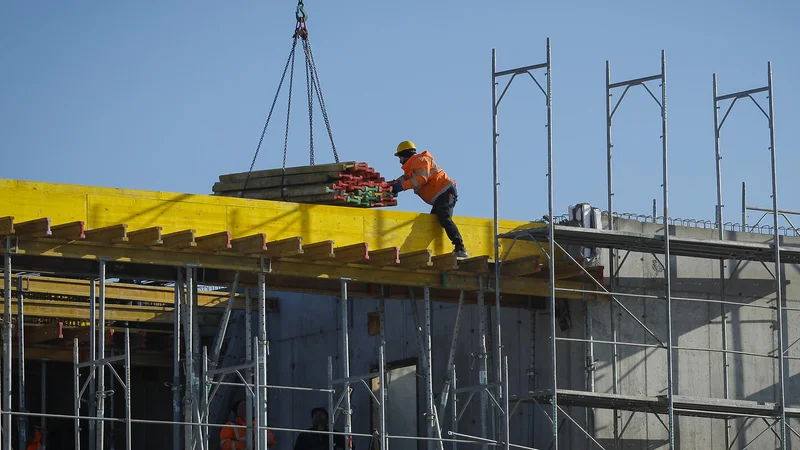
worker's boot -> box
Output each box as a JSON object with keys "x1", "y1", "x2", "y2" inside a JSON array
[{"x1": 454, "y1": 246, "x2": 468, "y2": 260}]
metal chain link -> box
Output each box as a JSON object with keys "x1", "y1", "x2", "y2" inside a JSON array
[
  {"x1": 305, "y1": 38, "x2": 340, "y2": 163},
  {"x1": 280, "y1": 40, "x2": 298, "y2": 202},
  {"x1": 303, "y1": 40, "x2": 315, "y2": 166},
  {"x1": 240, "y1": 40, "x2": 298, "y2": 197}
]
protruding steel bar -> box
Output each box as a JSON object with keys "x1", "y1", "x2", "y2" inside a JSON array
[
  {"x1": 17, "y1": 277, "x2": 26, "y2": 450},
  {"x1": 97, "y1": 260, "x2": 107, "y2": 450}
]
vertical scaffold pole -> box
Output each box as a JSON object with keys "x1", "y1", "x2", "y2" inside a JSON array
[
  {"x1": 245, "y1": 291, "x2": 254, "y2": 450},
  {"x1": 340, "y1": 279, "x2": 352, "y2": 450},
  {"x1": 89, "y1": 278, "x2": 97, "y2": 450},
  {"x1": 74, "y1": 339, "x2": 81, "y2": 450},
  {"x1": 17, "y1": 277, "x2": 27, "y2": 450},
  {"x1": 3, "y1": 238, "x2": 11, "y2": 450},
  {"x1": 545, "y1": 37, "x2": 558, "y2": 450},
  {"x1": 327, "y1": 357, "x2": 334, "y2": 450},
  {"x1": 450, "y1": 365, "x2": 457, "y2": 450},
  {"x1": 257, "y1": 266, "x2": 269, "y2": 450},
  {"x1": 660, "y1": 50, "x2": 676, "y2": 450},
  {"x1": 173, "y1": 271, "x2": 182, "y2": 450},
  {"x1": 379, "y1": 287, "x2": 387, "y2": 450},
  {"x1": 124, "y1": 329, "x2": 132, "y2": 450},
  {"x1": 490, "y1": 46, "x2": 504, "y2": 430},
  {"x1": 767, "y1": 61, "x2": 787, "y2": 448},
  {"x1": 605, "y1": 58, "x2": 620, "y2": 448},
  {"x1": 183, "y1": 267, "x2": 195, "y2": 450},
  {"x1": 712, "y1": 72, "x2": 731, "y2": 448},
  {"x1": 97, "y1": 260, "x2": 107, "y2": 450},
  {"x1": 252, "y1": 337, "x2": 261, "y2": 450},
  {"x1": 41, "y1": 359, "x2": 47, "y2": 449},
  {"x1": 477, "y1": 278, "x2": 488, "y2": 450}
]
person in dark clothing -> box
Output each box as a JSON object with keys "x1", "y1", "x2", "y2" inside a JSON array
[{"x1": 293, "y1": 407, "x2": 351, "y2": 450}]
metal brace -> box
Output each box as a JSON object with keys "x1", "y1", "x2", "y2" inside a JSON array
[{"x1": 260, "y1": 256, "x2": 272, "y2": 274}]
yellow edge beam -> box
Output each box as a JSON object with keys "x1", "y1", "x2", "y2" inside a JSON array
[
  {"x1": 11, "y1": 274, "x2": 249, "y2": 309},
  {"x1": 4, "y1": 239, "x2": 590, "y2": 299},
  {"x1": 0, "y1": 179, "x2": 549, "y2": 260},
  {"x1": 2, "y1": 298, "x2": 196, "y2": 323}
]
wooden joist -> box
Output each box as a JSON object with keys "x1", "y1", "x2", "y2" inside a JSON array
[
  {"x1": 15, "y1": 218, "x2": 51, "y2": 237},
  {"x1": 497, "y1": 255, "x2": 542, "y2": 277},
  {"x1": 368, "y1": 247, "x2": 400, "y2": 266},
  {"x1": 458, "y1": 256, "x2": 491, "y2": 275},
  {"x1": 230, "y1": 233, "x2": 268, "y2": 254},
  {"x1": 128, "y1": 227, "x2": 163, "y2": 246},
  {"x1": 196, "y1": 231, "x2": 231, "y2": 251},
  {"x1": 51, "y1": 221, "x2": 86, "y2": 240},
  {"x1": 398, "y1": 249, "x2": 433, "y2": 268},
  {"x1": 334, "y1": 243, "x2": 369, "y2": 263},
  {"x1": 431, "y1": 253, "x2": 458, "y2": 271},
  {"x1": 0, "y1": 216, "x2": 14, "y2": 235},
  {"x1": 85, "y1": 224, "x2": 128, "y2": 243},
  {"x1": 300, "y1": 241, "x2": 335, "y2": 260},
  {"x1": 265, "y1": 237, "x2": 303, "y2": 258},
  {"x1": 219, "y1": 162, "x2": 358, "y2": 183},
  {"x1": 162, "y1": 229, "x2": 196, "y2": 248}
]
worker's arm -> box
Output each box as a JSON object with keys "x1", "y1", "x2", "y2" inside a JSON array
[{"x1": 400, "y1": 157, "x2": 433, "y2": 192}]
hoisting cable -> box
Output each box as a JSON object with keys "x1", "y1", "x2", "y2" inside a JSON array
[{"x1": 240, "y1": 0, "x2": 339, "y2": 198}]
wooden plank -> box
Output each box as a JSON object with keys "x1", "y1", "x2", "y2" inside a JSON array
[
  {"x1": 162, "y1": 229, "x2": 196, "y2": 248},
  {"x1": 230, "y1": 234, "x2": 268, "y2": 254},
  {"x1": 51, "y1": 221, "x2": 85, "y2": 240},
  {"x1": 431, "y1": 253, "x2": 458, "y2": 271},
  {"x1": 196, "y1": 231, "x2": 232, "y2": 251},
  {"x1": 0, "y1": 216, "x2": 14, "y2": 235},
  {"x1": 213, "y1": 171, "x2": 346, "y2": 192},
  {"x1": 15, "y1": 218, "x2": 52, "y2": 237},
  {"x1": 237, "y1": 184, "x2": 336, "y2": 201},
  {"x1": 299, "y1": 241, "x2": 335, "y2": 260},
  {"x1": 457, "y1": 256, "x2": 491, "y2": 275},
  {"x1": 85, "y1": 224, "x2": 128, "y2": 243},
  {"x1": 334, "y1": 243, "x2": 369, "y2": 263},
  {"x1": 398, "y1": 249, "x2": 432, "y2": 268},
  {"x1": 265, "y1": 237, "x2": 304, "y2": 258},
  {"x1": 218, "y1": 162, "x2": 358, "y2": 183},
  {"x1": 127, "y1": 227, "x2": 163, "y2": 246},
  {"x1": 367, "y1": 247, "x2": 400, "y2": 266},
  {"x1": 497, "y1": 255, "x2": 541, "y2": 277}
]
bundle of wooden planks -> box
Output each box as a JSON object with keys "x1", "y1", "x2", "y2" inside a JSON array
[{"x1": 213, "y1": 161, "x2": 398, "y2": 208}]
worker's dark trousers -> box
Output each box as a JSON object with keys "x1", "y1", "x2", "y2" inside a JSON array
[{"x1": 431, "y1": 186, "x2": 465, "y2": 250}]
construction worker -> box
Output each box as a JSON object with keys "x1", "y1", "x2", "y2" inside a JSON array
[
  {"x1": 26, "y1": 427, "x2": 43, "y2": 450},
  {"x1": 390, "y1": 140, "x2": 468, "y2": 259},
  {"x1": 293, "y1": 407, "x2": 350, "y2": 450},
  {"x1": 220, "y1": 399, "x2": 277, "y2": 449}
]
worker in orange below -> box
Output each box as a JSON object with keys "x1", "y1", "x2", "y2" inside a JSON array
[
  {"x1": 220, "y1": 399, "x2": 277, "y2": 449},
  {"x1": 26, "y1": 427, "x2": 43, "y2": 450},
  {"x1": 389, "y1": 140, "x2": 468, "y2": 259}
]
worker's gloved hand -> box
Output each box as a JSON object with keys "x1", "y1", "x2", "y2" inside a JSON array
[
  {"x1": 391, "y1": 182, "x2": 403, "y2": 195},
  {"x1": 235, "y1": 441, "x2": 247, "y2": 450}
]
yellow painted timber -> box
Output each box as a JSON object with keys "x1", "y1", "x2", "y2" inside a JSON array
[
  {"x1": 11, "y1": 274, "x2": 250, "y2": 309},
  {"x1": 0, "y1": 179, "x2": 548, "y2": 260},
  {"x1": 2, "y1": 298, "x2": 186, "y2": 323}
]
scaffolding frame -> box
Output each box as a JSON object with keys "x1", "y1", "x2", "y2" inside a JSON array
[{"x1": 496, "y1": 55, "x2": 794, "y2": 450}]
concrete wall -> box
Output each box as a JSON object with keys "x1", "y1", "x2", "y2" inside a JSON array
[{"x1": 262, "y1": 217, "x2": 800, "y2": 450}]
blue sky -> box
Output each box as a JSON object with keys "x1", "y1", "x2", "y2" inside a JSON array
[{"x1": 2, "y1": 1, "x2": 798, "y2": 224}]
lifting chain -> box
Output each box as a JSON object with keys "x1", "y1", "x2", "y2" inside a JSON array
[{"x1": 241, "y1": 0, "x2": 339, "y2": 196}]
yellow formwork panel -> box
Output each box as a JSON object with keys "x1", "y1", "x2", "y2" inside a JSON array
[{"x1": 0, "y1": 179, "x2": 546, "y2": 259}]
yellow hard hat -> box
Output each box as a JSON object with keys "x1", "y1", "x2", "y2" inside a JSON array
[{"x1": 395, "y1": 140, "x2": 416, "y2": 156}]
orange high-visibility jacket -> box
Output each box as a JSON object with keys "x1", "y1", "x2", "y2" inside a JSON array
[
  {"x1": 399, "y1": 151, "x2": 455, "y2": 205},
  {"x1": 26, "y1": 429, "x2": 42, "y2": 450},
  {"x1": 220, "y1": 417, "x2": 276, "y2": 450}
]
